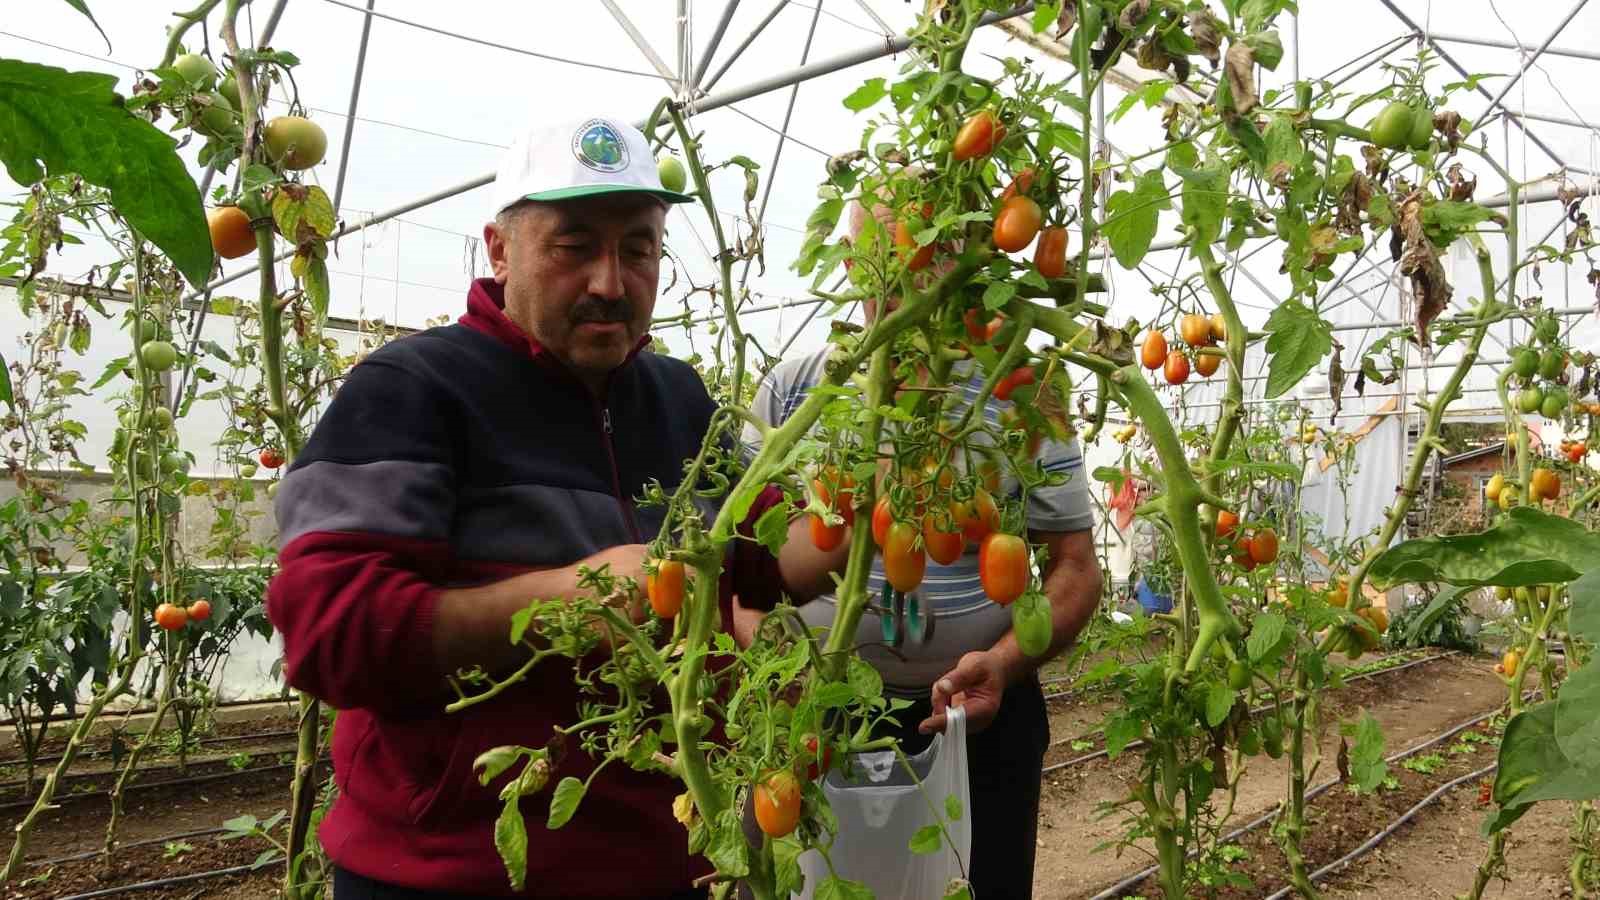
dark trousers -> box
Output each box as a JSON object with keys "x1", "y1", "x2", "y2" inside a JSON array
[
  {"x1": 334, "y1": 867, "x2": 703, "y2": 900},
  {"x1": 874, "y1": 676, "x2": 1051, "y2": 900}
]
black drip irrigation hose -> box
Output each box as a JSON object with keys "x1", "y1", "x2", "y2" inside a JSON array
[
  {"x1": 56, "y1": 859, "x2": 284, "y2": 900},
  {"x1": 1258, "y1": 761, "x2": 1502, "y2": 900},
  {"x1": 33, "y1": 825, "x2": 231, "y2": 867},
  {"x1": 1085, "y1": 698, "x2": 1521, "y2": 900},
  {"x1": 1042, "y1": 651, "x2": 1458, "y2": 772},
  {"x1": 0, "y1": 695, "x2": 296, "y2": 731},
  {"x1": 0, "y1": 759, "x2": 309, "y2": 813},
  {"x1": 0, "y1": 728, "x2": 302, "y2": 790}
]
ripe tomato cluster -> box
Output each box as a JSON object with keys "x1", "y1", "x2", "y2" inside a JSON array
[
  {"x1": 153, "y1": 598, "x2": 213, "y2": 632},
  {"x1": 1140, "y1": 313, "x2": 1226, "y2": 385},
  {"x1": 1215, "y1": 510, "x2": 1278, "y2": 571}
]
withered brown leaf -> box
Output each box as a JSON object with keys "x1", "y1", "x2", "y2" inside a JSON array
[
  {"x1": 1119, "y1": 0, "x2": 1152, "y2": 32},
  {"x1": 1056, "y1": 0, "x2": 1078, "y2": 40},
  {"x1": 1190, "y1": 9, "x2": 1222, "y2": 66},
  {"x1": 1397, "y1": 190, "x2": 1452, "y2": 345},
  {"x1": 1224, "y1": 43, "x2": 1259, "y2": 116}
]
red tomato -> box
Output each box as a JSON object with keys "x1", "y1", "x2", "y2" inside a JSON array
[
  {"x1": 1034, "y1": 226, "x2": 1068, "y2": 279},
  {"x1": 154, "y1": 602, "x2": 188, "y2": 631},
  {"x1": 815, "y1": 471, "x2": 855, "y2": 527},
  {"x1": 809, "y1": 514, "x2": 846, "y2": 551},
  {"x1": 1140, "y1": 332, "x2": 1168, "y2": 370},
  {"x1": 1163, "y1": 350, "x2": 1191, "y2": 385},
  {"x1": 1232, "y1": 540, "x2": 1258, "y2": 571},
  {"x1": 994, "y1": 365, "x2": 1036, "y2": 402},
  {"x1": 1215, "y1": 508, "x2": 1239, "y2": 539},
  {"x1": 1248, "y1": 528, "x2": 1279, "y2": 565},
  {"x1": 647, "y1": 560, "x2": 686, "y2": 619},
  {"x1": 1000, "y1": 166, "x2": 1036, "y2": 201},
  {"x1": 923, "y1": 516, "x2": 965, "y2": 566},
  {"x1": 882, "y1": 521, "x2": 926, "y2": 593},
  {"x1": 186, "y1": 599, "x2": 212, "y2": 622},
  {"x1": 979, "y1": 532, "x2": 1029, "y2": 605},
  {"x1": 872, "y1": 495, "x2": 893, "y2": 547},
  {"x1": 953, "y1": 110, "x2": 1000, "y2": 161},
  {"x1": 800, "y1": 733, "x2": 833, "y2": 781},
  {"x1": 753, "y1": 770, "x2": 802, "y2": 837},
  {"x1": 894, "y1": 218, "x2": 935, "y2": 271},
  {"x1": 993, "y1": 196, "x2": 1043, "y2": 253},
  {"x1": 963, "y1": 308, "x2": 1003, "y2": 345},
  {"x1": 259, "y1": 448, "x2": 285, "y2": 469},
  {"x1": 955, "y1": 490, "x2": 1000, "y2": 544}
]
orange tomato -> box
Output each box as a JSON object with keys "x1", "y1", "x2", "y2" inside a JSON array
[
  {"x1": 1179, "y1": 314, "x2": 1213, "y2": 346},
  {"x1": 1034, "y1": 226, "x2": 1068, "y2": 279},
  {"x1": 1232, "y1": 540, "x2": 1257, "y2": 571},
  {"x1": 1501, "y1": 650, "x2": 1520, "y2": 677},
  {"x1": 1163, "y1": 350, "x2": 1191, "y2": 385},
  {"x1": 753, "y1": 770, "x2": 802, "y2": 837},
  {"x1": 1195, "y1": 351, "x2": 1221, "y2": 377},
  {"x1": 154, "y1": 602, "x2": 188, "y2": 631},
  {"x1": 1000, "y1": 166, "x2": 1036, "y2": 201},
  {"x1": 955, "y1": 490, "x2": 1000, "y2": 544},
  {"x1": 1530, "y1": 468, "x2": 1561, "y2": 501},
  {"x1": 815, "y1": 471, "x2": 855, "y2": 527},
  {"x1": 923, "y1": 516, "x2": 965, "y2": 565},
  {"x1": 883, "y1": 521, "x2": 926, "y2": 593},
  {"x1": 1215, "y1": 508, "x2": 1239, "y2": 539},
  {"x1": 963, "y1": 308, "x2": 1004, "y2": 345},
  {"x1": 809, "y1": 514, "x2": 846, "y2": 551},
  {"x1": 647, "y1": 560, "x2": 686, "y2": 619},
  {"x1": 993, "y1": 196, "x2": 1042, "y2": 253},
  {"x1": 1209, "y1": 314, "x2": 1227, "y2": 343},
  {"x1": 994, "y1": 365, "x2": 1036, "y2": 402},
  {"x1": 1140, "y1": 332, "x2": 1168, "y2": 370},
  {"x1": 207, "y1": 206, "x2": 256, "y2": 260},
  {"x1": 872, "y1": 495, "x2": 893, "y2": 547},
  {"x1": 979, "y1": 532, "x2": 1029, "y2": 605},
  {"x1": 1248, "y1": 528, "x2": 1279, "y2": 565},
  {"x1": 953, "y1": 110, "x2": 1000, "y2": 161},
  {"x1": 187, "y1": 598, "x2": 212, "y2": 622},
  {"x1": 895, "y1": 217, "x2": 935, "y2": 271}
]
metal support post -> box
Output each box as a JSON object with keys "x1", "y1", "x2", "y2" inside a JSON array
[
  {"x1": 599, "y1": 0, "x2": 680, "y2": 86},
  {"x1": 1479, "y1": 0, "x2": 1592, "y2": 117},
  {"x1": 331, "y1": 0, "x2": 377, "y2": 214},
  {"x1": 701, "y1": 0, "x2": 790, "y2": 93},
  {"x1": 691, "y1": 0, "x2": 743, "y2": 91}
]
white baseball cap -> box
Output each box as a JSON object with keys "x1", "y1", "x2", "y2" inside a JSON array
[{"x1": 489, "y1": 114, "x2": 694, "y2": 219}]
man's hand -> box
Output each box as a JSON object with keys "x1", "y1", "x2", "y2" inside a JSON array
[{"x1": 919, "y1": 650, "x2": 1010, "y2": 735}]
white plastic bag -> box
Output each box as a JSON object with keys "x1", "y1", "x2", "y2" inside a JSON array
[{"x1": 795, "y1": 705, "x2": 972, "y2": 899}]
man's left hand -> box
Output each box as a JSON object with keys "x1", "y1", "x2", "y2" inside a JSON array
[{"x1": 919, "y1": 650, "x2": 1009, "y2": 735}]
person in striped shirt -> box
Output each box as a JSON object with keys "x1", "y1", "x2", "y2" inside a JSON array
[{"x1": 734, "y1": 199, "x2": 1103, "y2": 899}]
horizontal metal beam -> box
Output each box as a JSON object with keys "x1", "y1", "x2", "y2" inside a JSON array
[
  {"x1": 1428, "y1": 30, "x2": 1600, "y2": 64},
  {"x1": 1506, "y1": 108, "x2": 1598, "y2": 131}
]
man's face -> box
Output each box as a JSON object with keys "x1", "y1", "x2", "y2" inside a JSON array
[{"x1": 485, "y1": 193, "x2": 667, "y2": 379}]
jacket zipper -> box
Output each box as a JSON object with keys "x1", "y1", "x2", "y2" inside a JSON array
[{"x1": 597, "y1": 400, "x2": 643, "y2": 542}]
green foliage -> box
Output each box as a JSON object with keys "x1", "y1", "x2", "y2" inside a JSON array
[
  {"x1": 1262, "y1": 300, "x2": 1333, "y2": 399},
  {"x1": 1387, "y1": 586, "x2": 1479, "y2": 652},
  {"x1": 1342, "y1": 711, "x2": 1388, "y2": 793},
  {"x1": 1369, "y1": 507, "x2": 1600, "y2": 589},
  {"x1": 0, "y1": 59, "x2": 211, "y2": 285},
  {"x1": 1489, "y1": 701, "x2": 1600, "y2": 834}
]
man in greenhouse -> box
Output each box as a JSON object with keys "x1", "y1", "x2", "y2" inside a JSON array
[
  {"x1": 731, "y1": 197, "x2": 1104, "y2": 899},
  {"x1": 266, "y1": 115, "x2": 823, "y2": 899}
]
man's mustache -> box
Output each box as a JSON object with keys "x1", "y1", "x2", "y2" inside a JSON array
[{"x1": 570, "y1": 297, "x2": 633, "y2": 324}]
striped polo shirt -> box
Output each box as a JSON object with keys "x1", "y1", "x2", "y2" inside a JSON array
[{"x1": 744, "y1": 348, "x2": 1094, "y2": 695}]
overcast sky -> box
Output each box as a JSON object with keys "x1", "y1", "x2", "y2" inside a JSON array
[{"x1": 5, "y1": 0, "x2": 1598, "y2": 391}]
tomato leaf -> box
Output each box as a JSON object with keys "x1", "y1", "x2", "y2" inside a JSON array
[
  {"x1": 773, "y1": 836, "x2": 805, "y2": 897},
  {"x1": 753, "y1": 500, "x2": 793, "y2": 558},
  {"x1": 57, "y1": 0, "x2": 111, "y2": 51},
  {"x1": 303, "y1": 254, "x2": 330, "y2": 324},
  {"x1": 0, "y1": 351, "x2": 13, "y2": 411},
  {"x1": 706, "y1": 809, "x2": 752, "y2": 878},
  {"x1": 474, "y1": 746, "x2": 523, "y2": 785},
  {"x1": 909, "y1": 824, "x2": 942, "y2": 854},
  {"x1": 494, "y1": 797, "x2": 529, "y2": 890},
  {"x1": 546, "y1": 776, "x2": 585, "y2": 829},
  {"x1": 1367, "y1": 507, "x2": 1600, "y2": 590},
  {"x1": 1103, "y1": 712, "x2": 1142, "y2": 757},
  {"x1": 509, "y1": 605, "x2": 536, "y2": 645},
  {"x1": 1204, "y1": 683, "x2": 1235, "y2": 727},
  {"x1": 943, "y1": 884, "x2": 975, "y2": 900},
  {"x1": 1342, "y1": 710, "x2": 1387, "y2": 792},
  {"x1": 1262, "y1": 299, "x2": 1333, "y2": 399},
  {"x1": 0, "y1": 59, "x2": 212, "y2": 286},
  {"x1": 1491, "y1": 700, "x2": 1600, "y2": 833},
  {"x1": 1101, "y1": 170, "x2": 1168, "y2": 269},
  {"x1": 842, "y1": 78, "x2": 888, "y2": 112},
  {"x1": 1247, "y1": 611, "x2": 1288, "y2": 663},
  {"x1": 1421, "y1": 200, "x2": 1494, "y2": 248},
  {"x1": 1169, "y1": 142, "x2": 1229, "y2": 245},
  {"x1": 816, "y1": 877, "x2": 874, "y2": 900},
  {"x1": 812, "y1": 680, "x2": 856, "y2": 708},
  {"x1": 944, "y1": 794, "x2": 963, "y2": 821},
  {"x1": 1555, "y1": 658, "x2": 1600, "y2": 771},
  {"x1": 981, "y1": 281, "x2": 1016, "y2": 312},
  {"x1": 847, "y1": 656, "x2": 883, "y2": 701},
  {"x1": 1568, "y1": 571, "x2": 1600, "y2": 645}
]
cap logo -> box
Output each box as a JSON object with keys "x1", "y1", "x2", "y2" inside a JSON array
[{"x1": 572, "y1": 119, "x2": 629, "y2": 173}]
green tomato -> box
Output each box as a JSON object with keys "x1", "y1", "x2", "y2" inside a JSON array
[
  {"x1": 1012, "y1": 593, "x2": 1052, "y2": 658},
  {"x1": 218, "y1": 75, "x2": 241, "y2": 110},
  {"x1": 1534, "y1": 316, "x2": 1559, "y2": 343},
  {"x1": 161, "y1": 450, "x2": 190, "y2": 475},
  {"x1": 130, "y1": 317, "x2": 161, "y2": 345},
  {"x1": 1369, "y1": 101, "x2": 1416, "y2": 150},
  {"x1": 1260, "y1": 716, "x2": 1284, "y2": 759},
  {"x1": 1237, "y1": 723, "x2": 1262, "y2": 756},
  {"x1": 1540, "y1": 386, "x2": 1568, "y2": 419},
  {"x1": 151, "y1": 406, "x2": 174, "y2": 430},
  {"x1": 194, "y1": 92, "x2": 235, "y2": 138},
  {"x1": 172, "y1": 53, "x2": 219, "y2": 90},
  {"x1": 1538, "y1": 349, "x2": 1567, "y2": 380},
  {"x1": 1517, "y1": 386, "x2": 1544, "y2": 415},
  {"x1": 1407, "y1": 104, "x2": 1433, "y2": 150},
  {"x1": 140, "y1": 340, "x2": 179, "y2": 372},
  {"x1": 266, "y1": 480, "x2": 279, "y2": 499},
  {"x1": 1494, "y1": 585, "x2": 1512, "y2": 600},
  {"x1": 1226, "y1": 660, "x2": 1252, "y2": 691},
  {"x1": 1514, "y1": 586, "x2": 1535, "y2": 605},
  {"x1": 656, "y1": 156, "x2": 687, "y2": 194},
  {"x1": 1511, "y1": 348, "x2": 1539, "y2": 379},
  {"x1": 240, "y1": 462, "x2": 259, "y2": 479}
]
